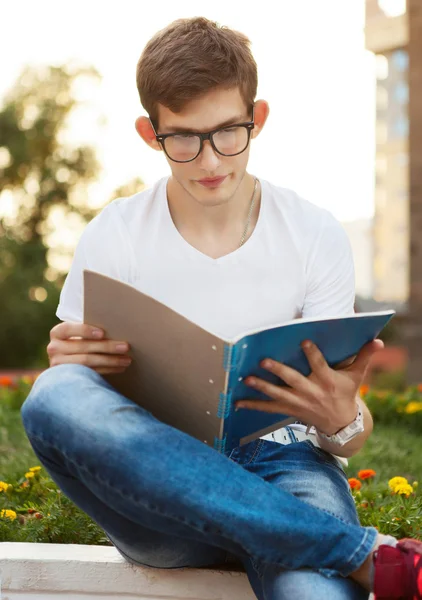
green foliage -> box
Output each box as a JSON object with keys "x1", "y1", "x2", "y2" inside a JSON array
[
  {"x1": 345, "y1": 473, "x2": 421, "y2": 539},
  {"x1": 361, "y1": 386, "x2": 422, "y2": 434},
  {"x1": 346, "y1": 424, "x2": 422, "y2": 484},
  {"x1": 0, "y1": 389, "x2": 109, "y2": 544},
  {"x1": 0, "y1": 64, "x2": 102, "y2": 368},
  {"x1": 370, "y1": 369, "x2": 407, "y2": 393},
  {"x1": 0, "y1": 474, "x2": 110, "y2": 545}
]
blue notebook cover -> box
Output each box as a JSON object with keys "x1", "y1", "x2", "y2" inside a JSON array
[
  {"x1": 215, "y1": 310, "x2": 395, "y2": 454},
  {"x1": 82, "y1": 271, "x2": 395, "y2": 457}
]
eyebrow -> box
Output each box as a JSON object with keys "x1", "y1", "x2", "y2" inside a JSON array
[{"x1": 161, "y1": 114, "x2": 248, "y2": 134}]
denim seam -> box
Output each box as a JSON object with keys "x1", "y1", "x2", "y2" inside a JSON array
[
  {"x1": 245, "y1": 439, "x2": 265, "y2": 465},
  {"x1": 26, "y1": 432, "x2": 296, "y2": 570},
  {"x1": 342, "y1": 527, "x2": 377, "y2": 572},
  {"x1": 27, "y1": 431, "x2": 370, "y2": 573}
]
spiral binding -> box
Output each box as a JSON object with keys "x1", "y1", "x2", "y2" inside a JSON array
[
  {"x1": 213, "y1": 436, "x2": 227, "y2": 453},
  {"x1": 223, "y1": 343, "x2": 240, "y2": 372},
  {"x1": 217, "y1": 391, "x2": 232, "y2": 419}
]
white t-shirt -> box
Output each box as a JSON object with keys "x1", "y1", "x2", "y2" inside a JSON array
[{"x1": 57, "y1": 176, "x2": 355, "y2": 333}]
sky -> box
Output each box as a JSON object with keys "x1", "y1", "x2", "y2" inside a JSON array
[{"x1": 0, "y1": 0, "x2": 377, "y2": 224}]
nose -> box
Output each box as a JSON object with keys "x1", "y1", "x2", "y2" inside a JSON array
[{"x1": 198, "y1": 140, "x2": 221, "y2": 171}]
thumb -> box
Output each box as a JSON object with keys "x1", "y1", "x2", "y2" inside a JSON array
[{"x1": 351, "y1": 338, "x2": 384, "y2": 377}]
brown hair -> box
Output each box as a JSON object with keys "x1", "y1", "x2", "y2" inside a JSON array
[{"x1": 136, "y1": 17, "x2": 258, "y2": 124}]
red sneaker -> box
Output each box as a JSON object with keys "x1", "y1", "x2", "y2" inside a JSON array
[{"x1": 373, "y1": 538, "x2": 422, "y2": 599}]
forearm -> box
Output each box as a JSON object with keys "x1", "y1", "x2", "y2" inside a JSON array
[{"x1": 316, "y1": 396, "x2": 373, "y2": 458}]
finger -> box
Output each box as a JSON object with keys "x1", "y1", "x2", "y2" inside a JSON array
[
  {"x1": 236, "y1": 398, "x2": 296, "y2": 415},
  {"x1": 51, "y1": 322, "x2": 105, "y2": 341},
  {"x1": 259, "y1": 358, "x2": 314, "y2": 395},
  {"x1": 95, "y1": 367, "x2": 128, "y2": 374},
  {"x1": 349, "y1": 339, "x2": 384, "y2": 379},
  {"x1": 50, "y1": 353, "x2": 132, "y2": 369},
  {"x1": 301, "y1": 341, "x2": 332, "y2": 380},
  {"x1": 49, "y1": 338, "x2": 130, "y2": 357},
  {"x1": 244, "y1": 375, "x2": 300, "y2": 407},
  {"x1": 333, "y1": 355, "x2": 356, "y2": 370}
]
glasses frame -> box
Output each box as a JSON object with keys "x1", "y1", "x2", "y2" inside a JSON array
[{"x1": 150, "y1": 110, "x2": 255, "y2": 163}]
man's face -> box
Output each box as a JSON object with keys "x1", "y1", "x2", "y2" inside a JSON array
[{"x1": 156, "y1": 87, "x2": 254, "y2": 207}]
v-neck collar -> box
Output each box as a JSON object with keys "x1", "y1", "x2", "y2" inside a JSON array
[{"x1": 161, "y1": 176, "x2": 265, "y2": 264}]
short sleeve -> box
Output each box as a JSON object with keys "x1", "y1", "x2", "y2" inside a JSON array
[
  {"x1": 301, "y1": 212, "x2": 355, "y2": 318},
  {"x1": 56, "y1": 227, "x2": 90, "y2": 323},
  {"x1": 56, "y1": 202, "x2": 135, "y2": 323}
]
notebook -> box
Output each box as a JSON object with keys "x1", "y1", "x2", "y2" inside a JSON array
[{"x1": 83, "y1": 270, "x2": 395, "y2": 454}]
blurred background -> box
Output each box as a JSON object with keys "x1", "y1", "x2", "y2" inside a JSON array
[{"x1": 1, "y1": 0, "x2": 421, "y2": 388}]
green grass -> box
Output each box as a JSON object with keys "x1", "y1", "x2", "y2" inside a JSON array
[
  {"x1": 0, "y1": 402, "x2": 38, "y2": 481},
  {"x1": 346, "y1": 423, "x2": 422, "y2": 482}
]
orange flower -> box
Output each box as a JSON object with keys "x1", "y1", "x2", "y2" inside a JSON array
[
  {"x1": 358, "y1": 469, "x2": 376, "y2": 480},
  {"x1": 417, "y1": 384, "x2": 422, "y2": 393},
  {"x1": 348, "y1": 478, "x2": 362, "y2": 491},
  {"x1": 359, "y1": 384, "x2": 370, "y2": 396},
  {"x1": 0, "y1": 375, "x2": 13, "y2": 387}
]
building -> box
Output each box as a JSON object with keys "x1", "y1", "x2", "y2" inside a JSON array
[
  {"x1": 365, "y1": 0, "x2": 409, "y2": 304},
  {"x1": 365, "y1": 0, "x2": 422, "y2": 382},
  {"x1": 341, "y1": 218, "x2": 374, "y2": 299}
]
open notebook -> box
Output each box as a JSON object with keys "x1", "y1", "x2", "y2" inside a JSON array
[{"x1": 83, "y1": 270, "x2": 395, "y2": 454}]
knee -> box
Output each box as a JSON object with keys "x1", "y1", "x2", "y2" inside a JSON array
[{"x1": 21, "y1": 364, "x2": 96, "y2": 435}]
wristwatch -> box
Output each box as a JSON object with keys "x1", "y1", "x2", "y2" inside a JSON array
[{"x1": 316, "y1": 402, "x2": 364, "y2": 447}]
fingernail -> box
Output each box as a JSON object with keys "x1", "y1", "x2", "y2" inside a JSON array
[
  {"x1": 92, "y1": 329, "x2": 103, "y2": 338},
  {"x1": 116, "y1": 343, "x2": 128, "y2": 352},
  {"x1": 247, "y1": 378, "x2": 256, "y2": 387},
  {"x1": 262, "y1": 359, "x2": 273, "y2": 368}
]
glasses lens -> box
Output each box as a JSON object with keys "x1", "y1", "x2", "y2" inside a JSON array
[
  {"x1": 212, "y1": 126, "x2": 249, "y2": 156},
  {"x1": 164, "y1": 134, "x2": 201, "y2": 162}
]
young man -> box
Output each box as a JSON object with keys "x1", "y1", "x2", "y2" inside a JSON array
[{"x1": 21, "y1": 17, "x2": 421, "y2": 600}]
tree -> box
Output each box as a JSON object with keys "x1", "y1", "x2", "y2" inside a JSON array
[{"x1": 0, "y1": 63, "x2": 103, "y2": 368}]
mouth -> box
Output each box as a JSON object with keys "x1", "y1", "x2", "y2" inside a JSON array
[{"x1": 196, "y1": 175, "x2": 227, "y2": 188}]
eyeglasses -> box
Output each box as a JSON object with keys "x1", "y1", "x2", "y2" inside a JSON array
[{"x1": 151, "y1": 112, "x2": 255, "y2": 163}]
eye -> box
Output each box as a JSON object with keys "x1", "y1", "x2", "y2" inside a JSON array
[{"x1": 174, "y1": 133, "x2": 197, "y2": 140}]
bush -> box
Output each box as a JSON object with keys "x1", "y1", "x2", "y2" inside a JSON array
[
  {"x1": 347, "y1": 471, "x2": 421, "y2": 539},
  {"x1": 360, "y1": 384, "x2": 422, "y2": 434},
  {"x1": 0, "y1": 468, "x2": 110, "y2": 544}
]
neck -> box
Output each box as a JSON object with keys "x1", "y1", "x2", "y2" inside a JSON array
[{"x1": 166, "y1": 173, "x2": 261, "y2": 257}]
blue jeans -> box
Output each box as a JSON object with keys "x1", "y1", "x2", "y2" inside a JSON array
[{"x1": 21, "y1": 365, "x2": 375, "y2": 599}]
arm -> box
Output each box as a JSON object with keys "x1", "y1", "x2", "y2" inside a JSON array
[{"x1": 52, "y1": 205, "x2": 134, "y2": 370}]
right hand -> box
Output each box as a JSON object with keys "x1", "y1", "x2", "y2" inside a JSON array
[{"x1": 47, "y1": 322, "x2": 132, "y2": 375}]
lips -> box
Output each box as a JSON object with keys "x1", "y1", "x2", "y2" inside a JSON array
[{"x1": 197, "y1": 176, "x2": 227, "y2": 188}]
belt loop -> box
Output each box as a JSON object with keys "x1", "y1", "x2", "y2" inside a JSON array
[{"x1": 285, "y1": 426, "x2": 297, "y2": 444}]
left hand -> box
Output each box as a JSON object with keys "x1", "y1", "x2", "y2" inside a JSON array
[{"x1": 235, "y1": 338, "x2": 384, "y2": 435}]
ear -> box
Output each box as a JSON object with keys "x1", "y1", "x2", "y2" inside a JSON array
[
  {"x1": 251, "y1": 100, "x2": 270, "y2": 139},
  {"x1": 135, "y1": 116, "x2": 162, "y2": 151}
]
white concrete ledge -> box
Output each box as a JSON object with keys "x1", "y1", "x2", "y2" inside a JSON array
[{"x1": 0, "y1": 542, "x2": 255, "y2": 599}]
